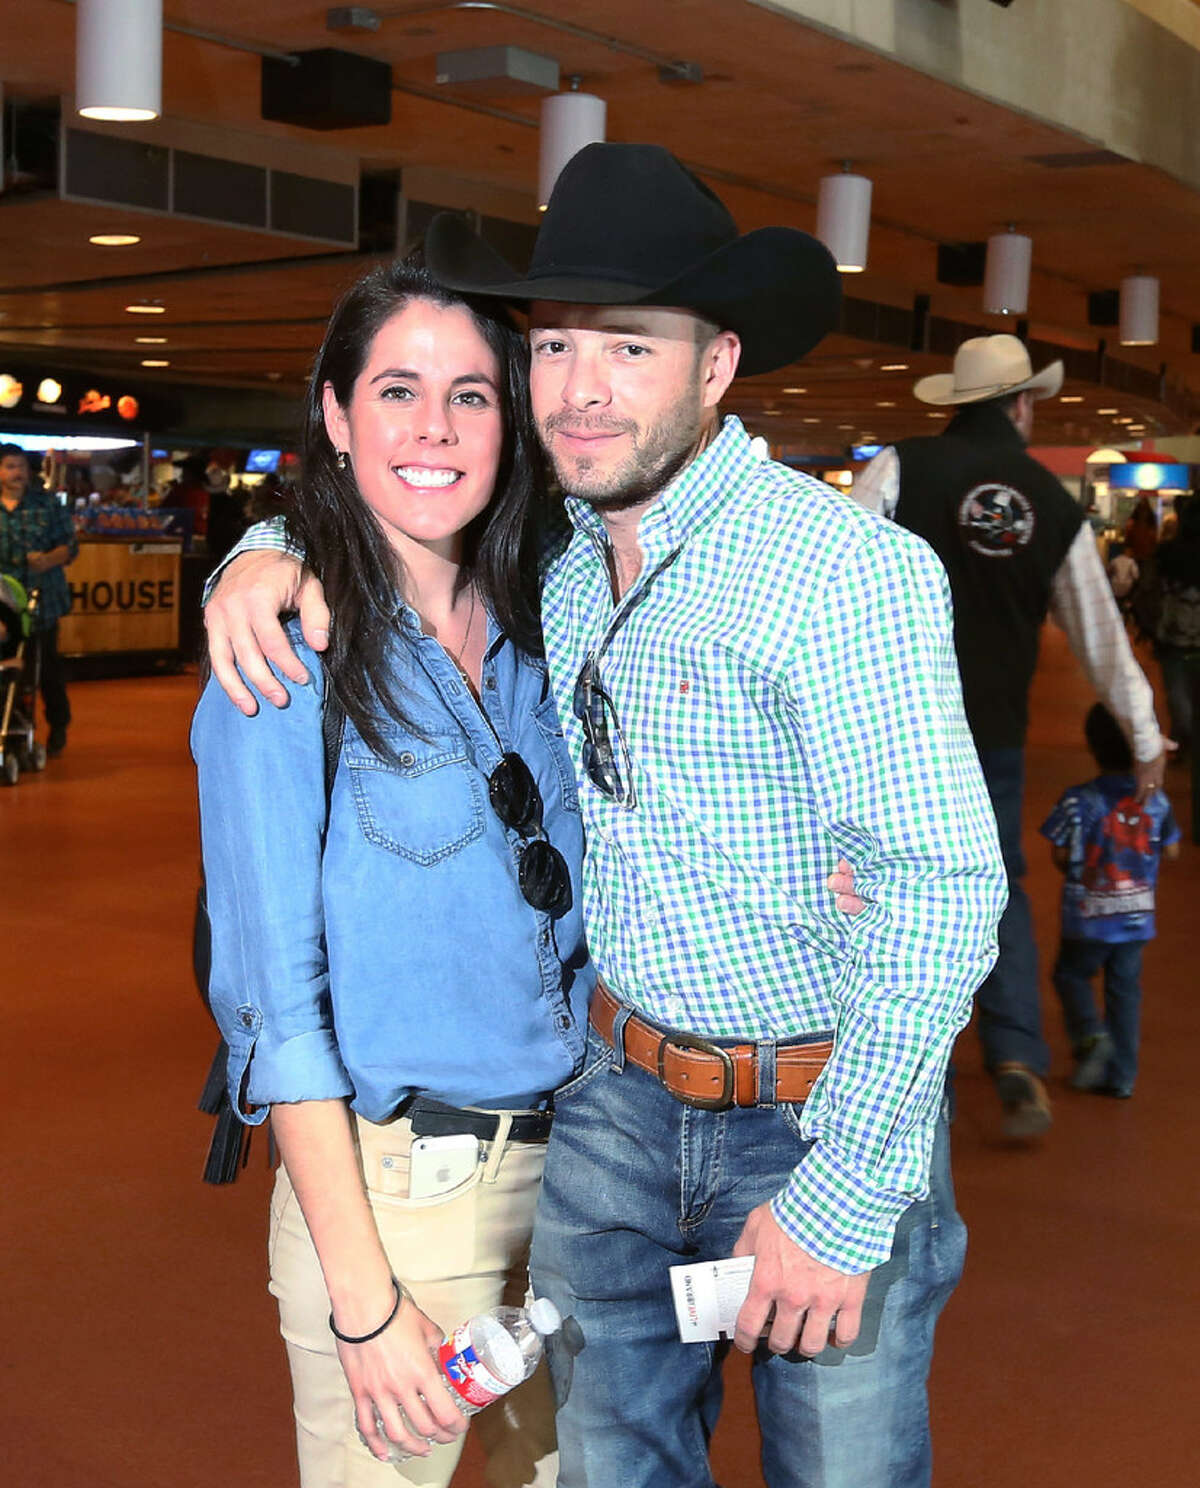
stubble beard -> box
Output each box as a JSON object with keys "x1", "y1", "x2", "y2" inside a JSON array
[{"x1": 541, "y1": 396, "x2": 706, "y2": 513}]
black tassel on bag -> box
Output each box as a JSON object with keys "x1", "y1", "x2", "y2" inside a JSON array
[{"x1": 198, "y1": 1039, "x2": 255, "y2": 1185}]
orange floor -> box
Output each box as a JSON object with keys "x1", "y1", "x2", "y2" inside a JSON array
[{"x1": 2, "y1": 626, "x2": 1195, "y2": 1488}]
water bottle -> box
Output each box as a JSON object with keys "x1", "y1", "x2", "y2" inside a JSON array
[{"x1": 378, "y1": 1298, "x2": 562, "y2": 1465}]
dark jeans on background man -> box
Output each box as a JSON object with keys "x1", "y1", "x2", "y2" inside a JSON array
[
  {"x1": 37, "y1": 624, "x2": 70, "y2": 732},
  {"x1": 973, "y1": 747, "x2": 1047, "y2": 1077},
  {"x1": 1052, "y1": 937, "x2": 1145, "y2": 1092},
  {"x1": 532, "y1": 1027, "x2": 967, "y2": 1488}
]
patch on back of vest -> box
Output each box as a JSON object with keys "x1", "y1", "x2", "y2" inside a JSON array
[{"x1": 958, "y1": 482, "x2": 1035, "y2": 557}]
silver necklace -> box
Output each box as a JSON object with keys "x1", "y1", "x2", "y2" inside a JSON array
[{"x1": 446, "y1": 584, "x2": 478, "y2": 687}]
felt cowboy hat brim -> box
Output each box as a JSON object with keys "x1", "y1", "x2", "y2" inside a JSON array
[
  {"x1": 424, "y1": 143, "x2": 841, "y2": 378},
  {"x1": 913, "y1": 333, "x2": 1064, "y2": 405}
]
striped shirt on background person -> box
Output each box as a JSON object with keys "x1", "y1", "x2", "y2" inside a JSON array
[{"x1": 540, "y1": 416, "x2": 1007, "y2": 1274}]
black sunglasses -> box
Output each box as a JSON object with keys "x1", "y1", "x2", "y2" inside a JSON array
[
  {"x1": 488, "y1": 752, "x2": 573, "y2": 918},
  {"x1": 572, "y1": 654, "x2": 636, "y2": 809}
]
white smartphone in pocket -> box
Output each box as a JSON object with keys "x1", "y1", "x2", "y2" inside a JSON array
[{"x1": 408, "y1": 1134, "x2": 480, "y2": 1199}]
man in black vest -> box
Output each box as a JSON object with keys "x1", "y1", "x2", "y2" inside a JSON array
[{"x1": 855, "y1": 335, "x2": 1165, "y2": 1140}]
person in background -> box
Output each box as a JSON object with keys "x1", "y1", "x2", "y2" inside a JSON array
[
  {"x1": 1149, "y1": 497, "x2": 1200, "y2": 757},
  {"x1": 170, "y1": 455, "x2": 211, "y2": 541},
  {"x1": 853, "y1": 336, "x2": 1168, "y2": 1141},
  {"x1": 1124, "y1": 496, "x2": 1159, "y2": 564},
  {"x1": 1106, "y1": 539, "x2": 1139, "y2": 617},
  {"x1": 1041, "y1": 703, "x2": 1180, "y2": 1099},
  {"x1": 193, "y1": 257, "x2": 590, "y2": 1488},
  {"x1": 0, "y1": 443, "x2": 77, "y2": 756}
]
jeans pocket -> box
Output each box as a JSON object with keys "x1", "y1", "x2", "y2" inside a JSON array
[{"x1": 549, "y1": 1029, "x2": 613, "y2": 1106}]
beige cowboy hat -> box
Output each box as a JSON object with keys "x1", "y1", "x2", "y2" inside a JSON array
[{"x1": 913, "y1": 334, "x2": 1064, "y2": 406}]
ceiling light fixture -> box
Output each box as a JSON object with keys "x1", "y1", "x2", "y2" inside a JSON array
[
  {"x1": 816, "y1": 164, "x2": 872, "y2": 273},
  {"x1": 802, "y1": 417, "x2": 821, "y2": 424},
  {"x1": 538, "y1": 82, "x2": 605, "y2": 211},
  {"x1": 125, "y1": 301, "x2": 165, "y2": 314},
  {"x1": 875, "y1": 400, "x2": 896, "y2": 408},
  {"x1": 1097, "y1": 407, "x2": 1119, "y2": 415},
  {"x1": 140, "y1": 358, "x2": 170, "y2": 368},
  {"x1": 880, "y1": 363, "x2": 909, "y2": 371},
  {"x1": 983, "y1": 225, "x2": 1032, "y2": 316},
  {"x1": 1060, "y1": 395, "x2": 1084, "y2": 403},
  {"x1": 90, "y1": 233, "x2": 142, "y2": 246},
  {"x1": 1120, "y1": 274, "x2": 1159, "y2": 346},
  {"x1": 135, "y1": 336, "x2": 167, "y2": 344},
  {"x1": 781, "y1": 386, "x2": 807, "y2": 394},
  {"x1": 77, "y1": 0, "x2": 162, "y2": 122}
]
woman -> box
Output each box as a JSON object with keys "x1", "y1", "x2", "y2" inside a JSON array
[{"x1": 192, "y1": 258, "x2": 591, "y2": 1488}]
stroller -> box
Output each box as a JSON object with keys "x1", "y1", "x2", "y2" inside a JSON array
[{"x1": 0, "y1": 576, "x2": 47, "y2": 785}]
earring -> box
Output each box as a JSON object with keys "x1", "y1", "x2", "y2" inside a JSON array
[{"x1": 335, "y1": 450, "x2": 348, "y2": 471}]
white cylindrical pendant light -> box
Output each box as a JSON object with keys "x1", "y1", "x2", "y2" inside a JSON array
[
  {"x1": 1120, "y1": 275, "x2": 1159, "y2": 346},
  {"x1": 816, "y1": 171, "x2": 872, "y2": 273},
  {"x1": 77, "y1": 0, "x2": 162, "y2": 122},
  {"x1": 983, "y1": 229, "x2": 1032, "y2": 315},
  {"x1": 538, "y1": 92, "x2": 606, "y2": 211}
]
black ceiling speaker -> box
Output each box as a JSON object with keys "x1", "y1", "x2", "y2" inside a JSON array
[
  {"x1": 262, "y1": 48, "x2": 392, "y2": 130},
  {"x1": 936, "y1": 242, "x2": 987, "y2": 287},
  {"x1": 1088, "y1": 290, "x2": 1119, "y2": 327},
  {"x1": 988, "y1": 0, "x2": 1016, "y2": 7}
]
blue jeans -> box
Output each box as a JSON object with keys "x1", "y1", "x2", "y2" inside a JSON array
[
  {"x1": 1052, "y1": 937, "x2": 1144, "y2": 1091},
  {"x1": 974, "y1": 747, "x2": 1048, "y2": 1075},
  {"x1": 532, "y1": 1029, "x2": 967, "y2": 1488},
  {"x1": 1156, "y1": 645, "x2": 1200, "y2": 751}
]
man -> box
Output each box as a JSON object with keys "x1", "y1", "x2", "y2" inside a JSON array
[
  {"x1": 203, "y1": 145, "x2": 1006, "y2": 1488},
  {"x1": 854, "y1": 335, "x2": 1166, "y2": 1140},
  {"x1": 0, "y1": 443, "x2": 77, "y2": 756}
]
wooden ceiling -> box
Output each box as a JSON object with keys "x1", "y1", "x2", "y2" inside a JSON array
[{"x1": 2, "y1": 0, "x2": 1199, "y2": 450}]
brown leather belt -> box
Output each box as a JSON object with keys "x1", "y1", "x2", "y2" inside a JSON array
[{"x1": 590, "y1": 981, "x2": 833, "y2": 1111}]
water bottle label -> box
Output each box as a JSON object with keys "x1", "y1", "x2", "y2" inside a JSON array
[{"x1": 438, "y1": 1324, "x2": 509, "y2": 1410}]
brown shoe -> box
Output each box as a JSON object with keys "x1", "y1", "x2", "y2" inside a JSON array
[{"x1": 994, "y1": 1063, "x2": 1052, "y2": 1140}]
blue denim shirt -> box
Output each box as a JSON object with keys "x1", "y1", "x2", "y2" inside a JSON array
[{"x1": 192, "y1": 608, "x2": 593, "y2": 1125}]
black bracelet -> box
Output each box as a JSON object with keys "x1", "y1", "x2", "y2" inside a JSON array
[{"x1": 329, "y1": 1275, "x2": 406, "y2": 1345}]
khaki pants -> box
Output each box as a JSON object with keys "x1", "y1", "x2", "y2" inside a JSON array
[{"x1": 268, "y1": 1112, "x2": 557, "y2": 1488}]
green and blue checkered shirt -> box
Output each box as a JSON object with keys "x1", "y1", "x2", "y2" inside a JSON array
[
  {"x1": 212, "y1": 416, "x2": 1005, "y2": 1272},
  {"x1": 541, "y1": 417, "x2": 1005, "y2": 1271}
]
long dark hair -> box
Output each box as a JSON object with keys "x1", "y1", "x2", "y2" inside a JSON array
[{"x1": 288, "y1": 255, "x2": 546, "y2": 759}]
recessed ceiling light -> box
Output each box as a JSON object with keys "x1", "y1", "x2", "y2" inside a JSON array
[
  {"x1": 1060, "y1": 395, "x2": 1084, "y2": 403},
  {"x1": 802, "y1": 417, "x2": 821, "y2": 424},
  {"x1": 927, "y1": 412, "x2": 947, "y2": 419},
  {"x1": 90, "y1": 233, "x2": 141, "y2": 246},
  {"x1": 125, "y1": 301, "x2": 165, "y2": 314},
  {"x1": 140, "y1": 359, "x2": 170, "y2": 368},
  {"x1": 838, "y1": 424, "x2": 854, "y2": 430},
  {"x1": 1097, "y1": 407, "x2": 1119, "y2": 414},
  {"x1": 782, "y1": 386, "x2": 807, "y2": 394},
  {"x1": 875, "y1": 400, "x2": 896, "y2": 408},
  {"x1": 135, "y1": 336, "x2": 167, "y2": 345},
  {"x1": 880, "y1": 363, "x2": 909, "y2": 371},
  {"x1": 762, "y1": 409, "x2": 782, "y2": 416},
  {"x1": 1115, "y1": 417, "x2": 1135, "y2": 424}
]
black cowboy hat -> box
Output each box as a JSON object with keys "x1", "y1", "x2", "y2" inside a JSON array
[{"x1": 425, "y1": 143, "x2": 840, "y2": 378}]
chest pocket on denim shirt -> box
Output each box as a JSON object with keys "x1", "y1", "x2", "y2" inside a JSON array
[
  {"x1": 347, "y1": 734, "x2": 486, "y2": 865},
  {"x1": 532, "y1": 693, "x2": 579, "y2": 813}
]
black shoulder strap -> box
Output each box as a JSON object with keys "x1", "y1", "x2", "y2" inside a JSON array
[{"x1": 321, "y1": 670, "x2": 345, "y2": 810}]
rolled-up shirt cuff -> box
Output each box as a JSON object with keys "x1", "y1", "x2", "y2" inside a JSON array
[{"x1": 244, "y1": 1026, "x2": 355, "y2": 1111}]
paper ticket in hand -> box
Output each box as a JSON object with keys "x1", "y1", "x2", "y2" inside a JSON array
[{"x1": 669, "y1": 1255, "x2": 757, "y2": 1342}]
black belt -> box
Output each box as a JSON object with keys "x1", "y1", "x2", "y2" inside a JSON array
[{"x1": 404, "y1": 1097, "x2": 552, "y2": 1145}]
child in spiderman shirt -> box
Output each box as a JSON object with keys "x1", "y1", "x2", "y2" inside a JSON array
[{"x1": 1041, "y1": 704, "x2": 1181, "y2": 1098}]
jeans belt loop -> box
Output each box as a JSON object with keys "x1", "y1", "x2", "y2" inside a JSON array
[
  {"x1": 480, "y1": 1112, "x2": 513, "y2": 1183},
  {"x1": 756, "y1": 1039, "x2": 778, "y2": 1108},
  {"x1": 610, "y1": 1003, "x2": 633, "y2": 1074}
]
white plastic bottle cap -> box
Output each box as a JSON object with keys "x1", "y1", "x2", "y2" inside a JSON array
[{"x1": 529, "y1": 1298, "x2": 562, "y2": 1336}]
